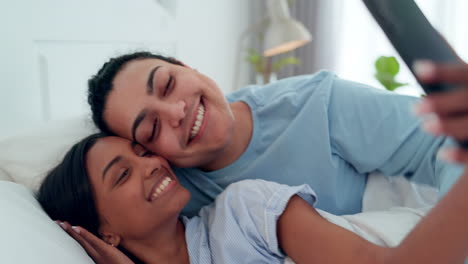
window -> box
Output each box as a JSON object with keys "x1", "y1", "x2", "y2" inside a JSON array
[{"x1": 333, "y1": 0, "x2": 468, "y2": 96}]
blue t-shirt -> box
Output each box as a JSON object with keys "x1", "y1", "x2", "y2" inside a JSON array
[
  {"x1": 175, "y1": 71, "x2": 463, "y2": 216},
  {"x1": 183, "y1": 180, "x2": 317, "y2": 264}
]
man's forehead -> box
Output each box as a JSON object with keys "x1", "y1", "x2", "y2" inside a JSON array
[
  {"x1": 114, "y1": 58, "x2": 166, "y2": 85},
  {"x1": 125, "y1": 58, "x2": 168, "y2": 71}
]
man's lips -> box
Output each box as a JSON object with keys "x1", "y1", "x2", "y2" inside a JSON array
[{"x1": 187, "y1": 97, "x2": 206, "y2": 145}]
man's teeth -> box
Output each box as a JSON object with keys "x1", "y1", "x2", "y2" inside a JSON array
[
  {"x1": 151, "y1": 177, "x2": 172, "y2": 200},
  {"x1": 190, "y1": 103, "x2": 205, "y2": 139}
]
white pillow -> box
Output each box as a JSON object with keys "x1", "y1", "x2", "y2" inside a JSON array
[
  {"x1": 0, "y1": 116, "x2": 97, "y2": 190},
  {"x1": 0, "y1": 181, "x2": 94, "y2": 263},
  {"x1": 0, "y1": 167, "x2": 13, "y2": 181}
]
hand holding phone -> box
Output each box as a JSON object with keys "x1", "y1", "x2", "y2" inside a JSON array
[
  {"x1": 414, "y1": 62, "x2": 468, "y2": 151},
  {"x1": 363, "y1": 0, "x2": 468, "y2": 149}
]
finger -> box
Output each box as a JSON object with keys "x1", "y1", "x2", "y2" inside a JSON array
[
  {"x1": 60, "y1": 222, "x2": 100, "y2": 259},
  {"x1": 428, "y1": 115, "x2": 468, "y2": 141},
  {"x1": 414, "y1": 61, "x2": 468, "y2": 84},
  {"x1": 453, "y1": 149, "x2": 468, "y2": 164},
  {"x1": 424, "y1": 89, "x2": 468, "y2": 117},
  {"x1": 433, "y1": 63, "x2": 468, "y2": 84},
  {"x1": 75, "y1": 225, "x2": 112, "y2": 250},
  {"x1": 439, "y1": 148, "x2": 468, "y2": 164}
]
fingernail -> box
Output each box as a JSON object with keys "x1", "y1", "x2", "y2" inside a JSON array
[
  {"x1": 413, "y1": 60, "x2": 435, "y2": 79},
  {"x1": 71, "y1": 226, "x2": 80, "y2": 234},
  {"x1": 422, "y1": 116, "x2": 443, "y2": 134},
  {"x1": 412, "y1": 100, "x2": 433, "y2": 116},
  {"x1": 59, "y1": 222, "x2": 67, "y2": 230}
]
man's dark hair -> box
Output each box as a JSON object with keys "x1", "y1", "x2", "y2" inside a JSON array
[
  {"x1": 88, "y1": 51, "x2": 184, "y2": 134},
  {"x1": 37, "y1": 133, "x2": 144, "y2": 264}
]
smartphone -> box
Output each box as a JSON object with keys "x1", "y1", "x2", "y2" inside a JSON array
[{"x1": 363, "y1": 0, "x2": 468, "y2": 149}]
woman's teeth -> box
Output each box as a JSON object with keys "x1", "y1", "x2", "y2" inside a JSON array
[
  {"x1": 190, "y1": 103, "x2": 205, "y2": 139},
  {"x1": 151, "y1": 177, "x2": 172, "y2": 200}
]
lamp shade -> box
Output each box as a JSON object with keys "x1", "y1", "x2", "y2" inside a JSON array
[{"x1": 263, "y1": 0, "x2": 312, "y2": 57}]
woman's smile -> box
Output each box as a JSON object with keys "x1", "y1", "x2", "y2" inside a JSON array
[{"x1": 147, "y1": 166, "x2": 179, "y2": 202}]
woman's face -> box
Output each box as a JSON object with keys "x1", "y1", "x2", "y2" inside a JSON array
[
  {"x1": 103, "y1": 58, "x2": 235, "y2": 169},
  {"x1": 86, "y1": 136, "x2": 190, "y2": 243}
]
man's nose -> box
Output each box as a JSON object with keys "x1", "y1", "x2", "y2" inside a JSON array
[{"x1": 163, "y1": 100, "x2": 186, "y2": 128}]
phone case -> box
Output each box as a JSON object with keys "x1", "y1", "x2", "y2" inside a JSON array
[{"x1": 363, "y1": 0, "x2": 468, "y2": 149}]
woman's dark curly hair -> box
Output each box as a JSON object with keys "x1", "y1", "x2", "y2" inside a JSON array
[{"x1": 88, "y1": 51, "x2": 184, "y2": 134}]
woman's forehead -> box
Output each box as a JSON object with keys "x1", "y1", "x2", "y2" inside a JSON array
[{"x1": 88, "y1": 137, "x2": 129, "y2": 166}]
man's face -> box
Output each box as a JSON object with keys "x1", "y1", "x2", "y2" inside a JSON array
[{"x1": 104, "y1": 58, "x2": 235, "y2": 169}]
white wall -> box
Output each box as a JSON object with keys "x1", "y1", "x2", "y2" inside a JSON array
[
  {"x1": 174, "y1": 0, "x2": 251, "y2": 93},
  {"x1": 0, "y1": 0, "x2": 251, "y2": 140}
]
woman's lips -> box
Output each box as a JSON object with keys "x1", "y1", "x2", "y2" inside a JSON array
[{"x1": 147, "y1": 167, "x2": 177, "y2": 201}]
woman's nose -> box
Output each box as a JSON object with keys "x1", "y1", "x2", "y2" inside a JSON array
[{"x1": 142, "y1": 157, "x2": 162, "y2": 180}]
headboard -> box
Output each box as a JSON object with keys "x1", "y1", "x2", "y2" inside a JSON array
[{"x1": 0, "y1": 0, "x2": 177, "y2": 140}]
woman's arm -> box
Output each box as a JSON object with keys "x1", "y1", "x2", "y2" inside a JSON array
[
  {"x1": 277, "y1": 195, "x2": 388, "y2": 264},
  {"x1": 278, "y1": 170, "x2": 468, "y2": 264},
  {"x1": 385, "y1": 169, "x2": 468, "y2": 264}
]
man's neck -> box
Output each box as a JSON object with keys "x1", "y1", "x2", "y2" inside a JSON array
[{"x1": 200, "y1": 101, "x2": 253, "y2": 171}]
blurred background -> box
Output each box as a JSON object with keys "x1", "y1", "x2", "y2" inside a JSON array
[{"x1": 1, "y1": 0, "x2": 467, "y2": 140}]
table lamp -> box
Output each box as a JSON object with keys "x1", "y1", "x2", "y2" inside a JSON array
[{"x1": 263, "y1": 0, "x2": 312, "y2": 57}]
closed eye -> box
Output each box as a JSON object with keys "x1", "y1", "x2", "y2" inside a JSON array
[
  {"x1": 163, "y1": 75, "x2": 174, "y2": 97},
  {"x1": 140, "y1": 150, "x2": 154, "y2": 157},
  {"x1": 131, "y1": 142, "x2": 154, "y2": 158},
  {"x1": 115, "y1": 168, "x2": 129, "y2": 186},
  {"x1": 147, "y1": 118, "x2": 158, "y2": 143}
]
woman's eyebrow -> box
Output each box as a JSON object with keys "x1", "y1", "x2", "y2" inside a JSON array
[
  {"x1": 102, "y1": 156, "x2": 123, "y2": 181},
  {"x1": 146, "y1": 65, "x2": 162, "y2": 95}
]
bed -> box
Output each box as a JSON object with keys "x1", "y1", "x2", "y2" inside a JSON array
[{"x1": 0, "y1": 115, "x2": 438, "y2": 263}]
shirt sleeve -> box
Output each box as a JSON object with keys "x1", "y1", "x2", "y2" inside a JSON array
[
  {"x1": 207, "y1": 179, "x2": 317, "y2": 261},
  {"x1": 327, "y1": 76, "x2": 444, "y2": 177}
]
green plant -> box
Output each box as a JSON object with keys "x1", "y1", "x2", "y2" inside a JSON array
[
  {"x1": 246, "y1": 48, "x2": 300, "y2": 83},
  {"x1": 374, "y1": 56, "x2": 408, "y2": 91}
]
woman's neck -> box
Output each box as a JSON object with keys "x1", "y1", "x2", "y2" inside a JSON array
[{"x1": 124, "y1": 219, "x2": 189, "y2": 264}]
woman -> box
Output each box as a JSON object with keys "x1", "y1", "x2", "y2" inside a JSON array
[
  {"x1": 38, "y1": 134, "x2": 468, "y2": 264},
  {"x1": 87, "y1": 52, "x2": 464, "y2": 218}
]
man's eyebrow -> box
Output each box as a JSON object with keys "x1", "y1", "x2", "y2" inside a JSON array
[
  {"x1": 146, "y1": 65, "x2": 162, "y2": 95},
  {"x1": 102, "y1": 156, "x2": 122, "y2": 181},
  {"x1": 132, "y1": 110, "x2": 147, "y2": 143}
]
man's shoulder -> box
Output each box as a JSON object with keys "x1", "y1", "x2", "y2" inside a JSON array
[{"x1": 227, "y1": 71, "x2": 336, "y2": 107}]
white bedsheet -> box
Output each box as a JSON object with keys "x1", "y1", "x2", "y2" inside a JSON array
[{"x1": 284, "y1": 173, "x2": 438, "y2": 263}]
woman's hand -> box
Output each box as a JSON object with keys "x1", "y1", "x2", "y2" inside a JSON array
[
  {"x1": 414, "y1": 61, "x2": 468, "y2": 163},
  {"x1": 57, "y1": 221, "x2": 134, "y2": 264}
]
